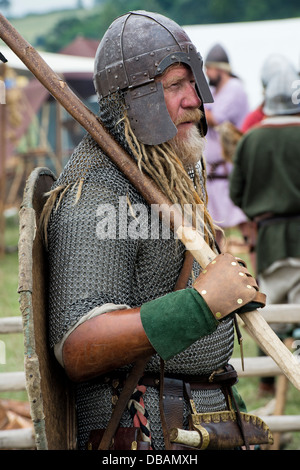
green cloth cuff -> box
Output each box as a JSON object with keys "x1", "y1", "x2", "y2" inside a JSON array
[{"x1": 140, "y1": 288, "x2": 218, "y2": 361}]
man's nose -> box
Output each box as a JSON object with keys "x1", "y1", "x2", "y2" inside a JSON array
[{"x1": 182, "y1": 83, "x2": 202, "y2": 108}]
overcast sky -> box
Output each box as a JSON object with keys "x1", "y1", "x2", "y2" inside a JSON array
[{"x1": 2, "y1": 0, "x2": 94, "y2": 18}]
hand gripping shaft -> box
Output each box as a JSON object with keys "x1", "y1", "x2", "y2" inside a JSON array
[{"x1": 193, "y1": 253, "x2": 266, "y2": 320}]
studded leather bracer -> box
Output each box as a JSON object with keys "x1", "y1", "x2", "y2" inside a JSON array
[{"x1": 193, "y1": 253, "x2": 266, "y2": 320}]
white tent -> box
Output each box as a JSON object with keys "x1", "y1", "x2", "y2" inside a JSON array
[
  {"x1": 184, "y1": 17, "x2": 300, "y2": 109},
  {"x1": 0, "y1": 43, "x2": 94, "y2": 75}
]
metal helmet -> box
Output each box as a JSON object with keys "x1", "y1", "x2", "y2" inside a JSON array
[
  {"x1": 93, "y1": 10, "x2": 213, "y2": 145},
  {"x1": 205, "y1": 43, "x2": 232, "y2": 74},
  {"x1": 263, "y1": 67, "x2": 300, "y2": 116},
  {"x1": 260, "y1": 53, "x2": 295, "y2": 89}
]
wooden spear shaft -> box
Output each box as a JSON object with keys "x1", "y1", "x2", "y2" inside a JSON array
[
  {"x1": 1, "y1": 14, "x2": 300, "y2": 390},
  {"x1": 177, "y1": 226, "x2": 300, "y2": 390}
]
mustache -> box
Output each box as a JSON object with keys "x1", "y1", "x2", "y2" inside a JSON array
[{"x1": 175, "y1": 108, "x2": 203, "y2": 126}]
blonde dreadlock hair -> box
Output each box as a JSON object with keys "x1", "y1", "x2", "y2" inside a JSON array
[{"x1": 123, "y1": 113, "x2": 216, "y2": 248}]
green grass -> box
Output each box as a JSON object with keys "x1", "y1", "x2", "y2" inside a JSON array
[
  {"x1": 0, "y1": 214, "x2": 27, "y2": 401},
  {"x1": 0, "y1": 219, "x2": 300, "y2": 448}
]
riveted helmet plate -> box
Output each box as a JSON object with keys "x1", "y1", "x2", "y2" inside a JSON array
[{"x1": 94, "y1": 11, "x2": 213, "y2": 145}]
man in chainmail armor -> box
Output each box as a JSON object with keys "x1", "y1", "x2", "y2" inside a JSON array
[{"x1": 43, "y1": 11, "x2": 266, "y2": 450}]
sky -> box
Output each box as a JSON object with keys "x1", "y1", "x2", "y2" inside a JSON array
[{"x1": 2, "y1": 0, "x2": 94, "y2": 18}]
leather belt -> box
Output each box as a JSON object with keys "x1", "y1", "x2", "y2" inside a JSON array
[
  {"x1": 139, "y1": 363, "x2": 238, "y2": 390},
  {"x1": 254, "y1": 212, "x2": 300, "y2": 229}
]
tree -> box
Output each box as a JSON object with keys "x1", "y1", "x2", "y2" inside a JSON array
[{"x1": 36, "y1": 0, "x2": 300, "y2": 52}]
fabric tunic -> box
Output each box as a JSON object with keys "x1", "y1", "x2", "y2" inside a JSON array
[
  {"x1": 230, "y1": 115, "x2": 300, "y2": 274},
  {"x1": 204, "y1": 77, "x2": 249, "y2": 228}
]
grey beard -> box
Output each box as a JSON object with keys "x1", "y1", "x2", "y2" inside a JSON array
[{"x1": 169, "y1": 124, "x2": 206, "y2": 169}]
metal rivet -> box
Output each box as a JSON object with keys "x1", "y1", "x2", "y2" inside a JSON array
[
  {"x1": 216, "y1": 312, "x2": 222, "y2": 318},
  {"x1": 237, "y1": 299, "x2": 243, "y2": 304},
  {"x1": 201, "y1": 290, "x2": 207, "y2": 295},
  {"x1": 112, "y1": 395, "x2": 118, "y2": 405}
]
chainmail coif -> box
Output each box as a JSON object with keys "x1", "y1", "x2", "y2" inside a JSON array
[{"x1": 46, "y1": 91, "x2": 235, "y2": 450}]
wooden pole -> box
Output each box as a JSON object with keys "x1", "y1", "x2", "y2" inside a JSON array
[
  {"x1": 1, "y1": 13, "x2": 300, "y2": 390},
  {"x1": 177, "y1": 226, "x2": 300, "y2": 391},
  {"x1": 0, "y1": 62, "x2": 6, "y2": 257},
  {"x1": 55, "y1": 100, "x2": 63, "y2": 174}
]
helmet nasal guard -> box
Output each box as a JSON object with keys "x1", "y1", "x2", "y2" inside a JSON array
[{"x1": 94, "y1": 10, "x2": 213, "y2": 145}]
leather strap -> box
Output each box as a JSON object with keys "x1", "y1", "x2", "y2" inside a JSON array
[
  {"x1": 159, "y1": 360, "x2": 184, "y2": 450},
  {"x1": 98, "y1": 357, "x2": 152, "y2": 450},
  {"x1": 173, "y1": 251, "x2": 194, "y2": 291}
]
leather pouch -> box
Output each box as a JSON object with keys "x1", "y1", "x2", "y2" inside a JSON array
[
  {"x1": 86, "y1": 427, "x2": 151, "y2": 450},
  {"x1": 170, "y1": 410, "x2": 273, "y2": 450}
]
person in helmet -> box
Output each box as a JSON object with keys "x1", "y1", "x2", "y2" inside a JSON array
[
  {"x1": 241, "y1": 53, "x2": 296, "y2": 133},
  {"x1": 44, "y1": 11, "x2": 266, "y2": 450},
  {"x1": 230, "y1": 68, "x2": 300, "y2": 395},
  {"x1": 203, "y1": 43, "x2": 249, "y2": 249}
]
